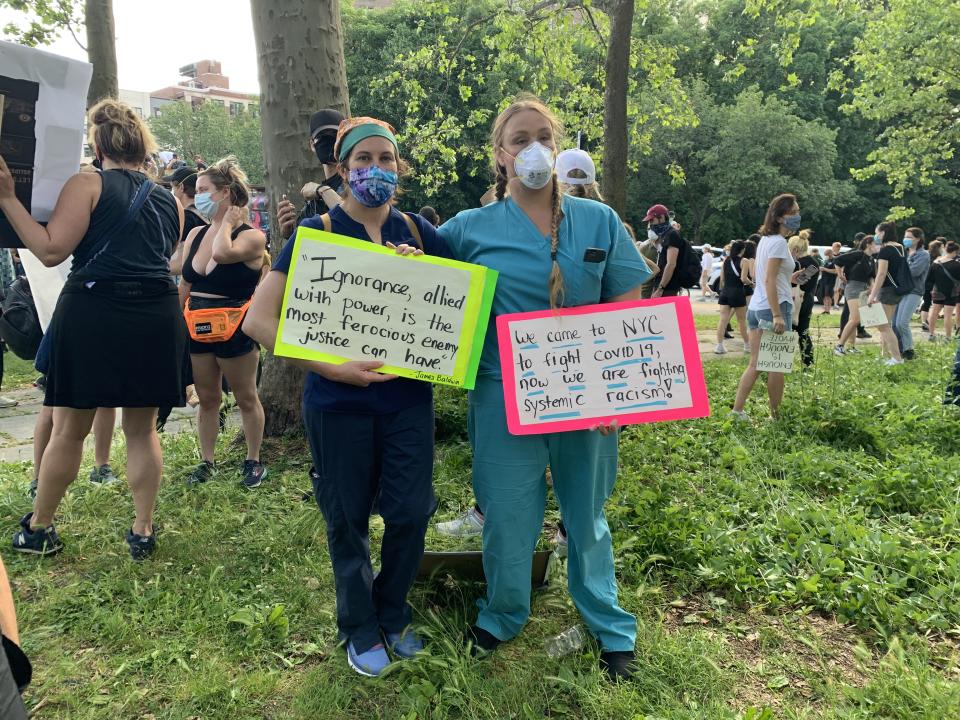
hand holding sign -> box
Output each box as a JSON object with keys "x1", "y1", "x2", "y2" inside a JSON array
[
  {"x1": 275, "y1": 225, "x2": 497, "y2": 388},
  {"x1": 497, "y1": 297, "x2": 710, "y2": 435},
  {"x1": 0, "y1": 155, "x2": 15, "y2": 201}
]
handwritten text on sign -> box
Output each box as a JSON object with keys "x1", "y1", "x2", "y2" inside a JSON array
[
  {"x1": 497, "y1": 298, "x2": 710, "y2": 435},
  {"x1": 756, "y1": 331, "x2": 797, "y2": 373},
  {"x1": 275, "y1": 226, "x2": 496, "y2": 388}
]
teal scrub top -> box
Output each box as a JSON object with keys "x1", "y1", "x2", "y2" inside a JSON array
[{"x1": 438, "y1": 194, "x2": 651, "y2": 379}]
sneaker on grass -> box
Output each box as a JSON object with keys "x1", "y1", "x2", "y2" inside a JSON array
[
  {"x1": 0, "y1": 396, "x2": 18, "y2": 409},
  {"x1": 385, "y1": 627, "x2": 424, "y2": 659},
  {"x1": 465, "y1": 625, "x2": 501, "y2": 657},
  {"x1": 12, "y1": 512, "x2": 63, "y2": 556},
  {"x1": 125, "y1": 527, "x2": 157, "y2": 561},
  {"x1": 713, "y1": 343, "x2": 726, "y2": 355},
  {"x1": 242, "y1": 460, "x2": 267, "y2": 489},
  {"x1": 89, "y1": 464, "x2": 119, "y2": 485},
  {"x1": 186, "y1": 460, "x2": 216, "y2": 485},
  {"x1": 346, "y1": 641, "x2": 391, "y2": 677},
  {"x1": 600, "y1": 650, "x2": 636, "y2": 682},
  {"x1": 435, "y1": 506, "x2": 484, "y2": 536}
]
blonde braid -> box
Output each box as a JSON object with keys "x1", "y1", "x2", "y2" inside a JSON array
[
  {"x1": 494, "y1": 168, "x2": 509, "y2": 201},
  {"x1": 548, "y1": 176, "x2": 565, "y2": 309}
]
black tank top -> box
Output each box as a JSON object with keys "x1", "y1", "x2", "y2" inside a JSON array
[
  {"x1": 722, "y1": 256, "x2": 744, "y2": 290},
  {"x1": 182, "y1": 223, "x2": 261, "y2": 299},
  {"x1": 71, "y1": 169, "x2": 179, "y2": 281}
]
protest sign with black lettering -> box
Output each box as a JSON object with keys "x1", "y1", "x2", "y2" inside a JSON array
[
  {"x1": 756, "y1": 331, "x2": 797, "y2": 373},
  {"x1": 275, "y1": 225, "x2": 497, "y2": 389},
  {"x1": 857, "y1": 294, "x2": 888, "y2": 328},
  {"x1": 496, "y1": 297, "x2": 710, "y2": 435}
]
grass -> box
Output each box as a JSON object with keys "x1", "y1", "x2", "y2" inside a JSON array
[
  {"x1": 1, "y1": 338, "x2": 958, "y2": 719},
  {"x1": 2, "y1": 353, "x2": 38, "y2": 392}
]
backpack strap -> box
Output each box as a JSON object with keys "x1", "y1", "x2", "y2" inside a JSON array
[
  {"x1": 319, "y1": 213, "x2": 332, "y2": 233},
  {"x1": 79, "y1": 178, "x2": 156, "y2": 274},
  {"x1": 402, "y1": 212, "x2": 424, "y2": 251}
]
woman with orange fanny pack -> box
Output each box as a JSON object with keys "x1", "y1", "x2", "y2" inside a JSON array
[{"x1": 179, "y1": 157, "x2": 268, "y2": 489}]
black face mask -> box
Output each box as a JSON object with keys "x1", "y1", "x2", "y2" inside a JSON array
[{"x1": 314, "y1": 133, "x2": 337, "y2": 164}]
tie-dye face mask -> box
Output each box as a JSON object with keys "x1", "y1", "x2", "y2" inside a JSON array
[{"x1": 347, "y1": 165, "x2": 398, "y2": 208}]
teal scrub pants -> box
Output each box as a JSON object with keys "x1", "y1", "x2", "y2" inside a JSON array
[{"x1": 468, "y1": 377, "x2": 637, "y2": 651}]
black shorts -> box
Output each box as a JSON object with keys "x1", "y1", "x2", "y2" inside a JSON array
[
  {"x1": 718, "y1": 287, "x2": 746, "y2": 308},
  {"x1": 188, "y1": 297, "x2": 259, "y2": 359},
  {"x1": 931, "y1": 289, "x2": 960, "y2": 306}
]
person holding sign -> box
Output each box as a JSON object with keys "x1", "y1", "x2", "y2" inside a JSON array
[
  {"x1": 436, "y1": 96, "x2": 649, "y2": 681},
  {"x1": 179, "y1": 158, "x2": 269, "y2": 488},
  {"x1": 0, "y1": 99, "x2": 186, "y2": 560},
  {"x1": 731, "y1": 193, "x2": 802, "y2": 420},
  {"x1": 243, "y1": 117, "x2": 451, "y2": 678},
  {"x1": 864, "y1": 221, "x2": 906, "y2": 365}
]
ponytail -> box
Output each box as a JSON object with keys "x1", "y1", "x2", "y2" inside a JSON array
[
  {"x1": 548, "y1": 177, "x2": 565, "y2": 309},
  {"x1": 199, "y1": 156, "x2": 251, "y2": 207}
]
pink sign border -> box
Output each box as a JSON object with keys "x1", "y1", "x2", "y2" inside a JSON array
[{"x1": 496, "y1": 297, "x2": 711, "y2": 435}]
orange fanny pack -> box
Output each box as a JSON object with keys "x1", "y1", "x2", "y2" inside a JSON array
[{"x1": 184, "y1": 298, "x2": 252, "y2": 343}]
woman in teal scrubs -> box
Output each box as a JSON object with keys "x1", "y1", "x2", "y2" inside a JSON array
[{"x1": 438, "y1": 95, "x2": 650, "y2": 681}]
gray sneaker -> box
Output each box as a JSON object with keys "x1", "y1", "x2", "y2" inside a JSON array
[
  {"x1": 0, "y1": 396, "x2": 18, "y2": 409},
  {"x1": 435, "y1": 507, "x2": 484, "y2": 536},
  {"x1": 89, "y1": 464, "x2": 119, "y2": 485}
]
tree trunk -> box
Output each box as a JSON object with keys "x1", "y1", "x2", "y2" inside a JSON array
[
  {"x1": 600, "y1": 0, "x2": 635, "y2": 218},
  {"x1": 250, "y1": 0, "x2": 350, "y2": 436},
  {"x1": 85, "y1": 0, "x2": 118, "y2": 107}
]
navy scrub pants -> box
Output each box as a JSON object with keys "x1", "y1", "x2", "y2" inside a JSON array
[{"x1": 302, "y1": 401, "x2": 435, "y2": 653}]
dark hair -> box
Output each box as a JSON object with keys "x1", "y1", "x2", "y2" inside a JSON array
[
  {"x1": 946, "y1": 241, "x2": 959, "y2": 254},
  {"x1": 199, "y1": 156, "x2": 251, "y2": 207},
  {"x1": 854, "y1": 232, "x2": 866, "y2": 243},
  {"x1": 759, "y1": 193, "x2": 798, "y2": 236},
  {"x1": 858, "y1": 236, "x2": 873, "y2": 251},
  {"x1": 906, "y1": 227, "x2": 925, "y2": 248},
  {"x1": 930, "y1": 238, "x2": 944, "y2": 260},
  {"x1": 748, "y1": 233, "x2": 761, "y2": 244},
  {"x1": 729, "y1": 239, "x2": 746, "y2": 258},
  {"x1": 178, "y1": 172, "x2": 198, "y2": 198},
  {"x1": 419, "y1": 206, "x2": 440, "y2": 226},
  {"x1": 742, "y1": 240, "x2": 758, "y2": 259},
  {"x1": 876, "y1": 220, "x2": 899, "y2": 245}
]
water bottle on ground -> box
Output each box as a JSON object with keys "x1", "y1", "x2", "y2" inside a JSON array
[{"x1": 545, "y1": 625, "x2": 587, "y2": 658}]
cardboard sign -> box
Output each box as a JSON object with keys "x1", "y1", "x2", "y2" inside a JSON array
[
  {"x1": 275, "y1": 225, "x2": 497, "y2": 389},
  {"x1": 756, "y1": 331, "x2": 798, "y2": 373},
  {"x1": 0, "y1": 42, "x2": 92, "y2": 247},
  {"x1": 496, "y1": 297, "x2": 710, "y2": 435},
  {"x1": 858, "y1": 294, "x2": 889, "y2": 328}
]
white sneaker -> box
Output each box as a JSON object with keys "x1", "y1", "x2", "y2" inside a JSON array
[
  {"x1": 728, "y1": 410, "x2": 750, "y2": 422},
  {"x1": 0, "y1": 396, "x2": 17, "y2": 408},
  {"x1": 553, "y1": 527, "x2": 568, "y2": 558},
  {"x1": 714, "y1": 343, "x2": 727, "y2": 354},
  {"x1": 743, "y1": 341, "x2": 751, "y2": 353},
  {"x1": 884, "y1": 358, "x2": 904, "y2": 366},
  {"x1": 435, "y1": 507, "x2": 484, "y2": 536},
  {"x1": 833, "y1": 345, "x2": 846, "y2": 356}
]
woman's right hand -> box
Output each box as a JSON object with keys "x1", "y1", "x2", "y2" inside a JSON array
[
  {"x1": 0, "y1": 155, "x2": 17, "y2": 201},
  {"x1": 325, "y1": 360, "x2": 397, "y2": 387},
  {"x1": 277, "y1": 197, "x2": 297, "y2": 239},
  {"x1": 773, "y1": 316, "x2": 786, "y2": 333}
]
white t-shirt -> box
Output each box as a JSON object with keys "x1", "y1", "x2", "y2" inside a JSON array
[
  {"x1": 749, "y1": 234, "x2": 794, "y2": 311},
  {"x1": 700, "y1": 251, "x2": 713, "y2": 271}
]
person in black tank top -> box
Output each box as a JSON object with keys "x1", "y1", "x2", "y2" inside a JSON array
[
  {"x1": 714, "y1": 239, "x2": 751, "y2": 354},
  {"x1": 0, "y1": 99, "x2": 186, "y2": 560},
  {"x1": 180, "y1": 157, "x2": 268, "y2": 489}
]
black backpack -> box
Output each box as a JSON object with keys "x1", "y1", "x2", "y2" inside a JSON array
[
  {"x1": 676, "y1": 238, "x2": 703, "y2": 289},
  {"x1": 0, "y1": 277, "x2": 42, "y2": 360}
]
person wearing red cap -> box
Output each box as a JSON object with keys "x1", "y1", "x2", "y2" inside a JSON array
[{"x1": 645, "y1": 204, "x2": 683, "y2": 297}]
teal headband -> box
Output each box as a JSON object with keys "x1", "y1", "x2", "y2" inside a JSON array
[{"x1": 336, "y1": 124, "x2": 399, "y2": 162}]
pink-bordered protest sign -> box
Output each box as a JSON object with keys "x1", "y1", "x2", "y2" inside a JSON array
[{"x1": 496, "y1": 297, "x2": 710, "y2": 435}]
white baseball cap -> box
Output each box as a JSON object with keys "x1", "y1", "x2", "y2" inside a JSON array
[{"x1": 555, "y1": 149, "x2": 596, "y2": 185}]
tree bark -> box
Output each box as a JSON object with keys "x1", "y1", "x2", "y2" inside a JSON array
[
  {"x1": 250, "y1": 0, "x2": 350, "y2": 436},
  {"x1": 600, "y1": 0, "x2": 635, "y2": 218},
  {"x1": 85, "y1": 0, "x2": 118, "y2": 107}
]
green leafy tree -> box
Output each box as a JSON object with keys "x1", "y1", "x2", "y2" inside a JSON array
[{"x1": 148, "y1": 102, "x2": 265, "y2": 185}]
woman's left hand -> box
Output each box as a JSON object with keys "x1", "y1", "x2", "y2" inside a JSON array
[
  {"x1": 0, "y1": 155, "x2": 17, "y2": 201},
  {"x1": 867, "y1": 294, "x2": 878, "y2": 306},
  {"x1": 592, "y1": 420, "x2": 619, "y2": 436},
  {"x1": 224, "y1": 205, "x2": 248, "y2": 230},
  {"x1": 385, "y1": 242, "x2": 423, "y2": 257}
]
